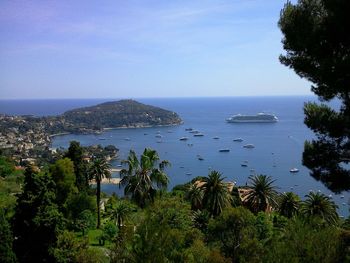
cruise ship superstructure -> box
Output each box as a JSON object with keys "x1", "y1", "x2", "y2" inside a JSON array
[{"x1": 226, "y1": 113, "x2": 278, "y2": 123}]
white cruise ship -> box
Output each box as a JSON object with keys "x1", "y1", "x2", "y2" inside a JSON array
[{"x1": 226, "y1": 113, "x2": 278, "y2": 123}]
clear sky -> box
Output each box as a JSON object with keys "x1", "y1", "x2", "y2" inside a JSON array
[{"x1": 0, "y1": 0, "x2": 311, "y2": 99}]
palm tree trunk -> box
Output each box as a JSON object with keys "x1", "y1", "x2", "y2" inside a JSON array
[
  {"x1": 97, "y1": 180, "x2": 101, "y2": 229},
  {"x1": 118, "y1": 217, "x2": 121, "y2": 229}
]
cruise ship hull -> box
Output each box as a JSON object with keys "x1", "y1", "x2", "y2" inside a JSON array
[
  {"x1": 226, "y1": 119, "x2": 277, "y2": 123},
  {"x1": 226, "y1": 113, "x2": 278, "y2": 123}
]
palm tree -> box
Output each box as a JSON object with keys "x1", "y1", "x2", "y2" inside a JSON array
[
  {"x1": 300, "y1": 191, "x2": 338, "y2": 225},
  {"x1": 278, "y1": 192, "x2": 300, "y2": 218},
  {"x1": 245, "y1": 174, "x2": 278, "y2": 213},
  {"x1": 120, "y1": 148, "x2": 170, "y2": 208},
  {"x1": 201, "y1": 170, "x2": 232, "y2": 217},
  {"x1": 89, "y1": 158, "x2": 111, "y2": 228},
  {"x1": 186, "y1": 183, "x2": 203, "y2": 210},
  {"x1": 111, "y1": 201, "x2": 132, "y2": 229}
]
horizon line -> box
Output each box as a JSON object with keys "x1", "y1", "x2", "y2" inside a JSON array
[{"x1": 0, "y1": 94, "x2": 316, "y2": 101}]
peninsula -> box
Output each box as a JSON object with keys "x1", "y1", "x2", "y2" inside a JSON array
[{"x1": 0, "y1": 99, "x2": 182, "y2": 164}]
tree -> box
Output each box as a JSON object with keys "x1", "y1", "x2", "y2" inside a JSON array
[
  {"x1": 278, "y1": 192, "x2": 300, "y2": 218},
  {"x1": 100, "y1": 222, "x2": 118, "y2": 245},
  {"x1": 300, "y1": 191, "x2": 338, "y2": 225},
  {"x1": 263, "y1": 218, "x2": 346, "y2": 263},
  {"x1": 66, "y1": 191, "x2": 96, "y2": 221},
  {"x1": 207, "y1": 207, "x2": 262, "y2": 262},
  {"x1": 200, "y1": 171, "x2": 232, "y2": 217},
  {"x1": 89, "y1": 158, "x2": 111, "y2": 229},
  {"x1": 0, "y1": 211, "x2": 16, "y2": 263},
  {"x1": 12, "y1": 166, "x2": 64, "y2": 262},
  {"x1": 279, "y1": 0, "x2": 350, "y2": 192},
  {"x1": 76, "y1": 210, "x2": 95, "y2": 236},
  {"x1": 127, "y1": 196, "x2": 193, "y2": 262},
  {"x1": 120, "y1": 148, "x2": 170, "y2": 208},
  {"x1": 186, "y1": 183, "x2": 203, "y2": 211},
  {"x1": 52, "y1": 230, "x2": 89, "y2": 263},
  {"x1": 110, "y1": 201, "x2": 133, "y2": 229},
  {"x1": 0, "y1": 156, "x2": 15, "y2": 178},
  {"x1": 245, "y1": 175, "x2": 278, "y2": 213},
  {"x1": 65, "y1": 141, "x2": 89, "y2": 191},
  {"x1": 50, "y1": 158, "x2": 77, "y2": 207}
]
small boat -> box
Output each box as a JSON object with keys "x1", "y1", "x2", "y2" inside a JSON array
[
  {"x1": 99, "y1": 138, "x2": 107, "y2": 140},
  {"x1": 213, "y1": 136, "x2": 220, "y2": 139},
  {"x1": 124, "y1": 138, "x2": 131, "y2": 141},
  {"x1": 219, "y1": 149, "x2": 230, "y2": 152},
  {"x1": 290, "y1": 168, "x2": 299, "y2": 173},
  {"x1": 117, "y1": 164, "x2": 122, "y2": 168},
  {"x1": 190, "y1": 130, "x2": 200, "y2": 134},
  {"x1": 185, "y1": 128, "x2": 193, "y2": 131},
  {"x1": 233, "y1": 138, "x2": 243, "y2": 142},
  {"x1": 198, "y1": 157, "x2": 204, "y2": 161},
  {"x1": 155, "y1": 134, "x2": 163, "y2": 138},
  {"x1": 194, "y1": 133, "x2": 204, "y2": 137},
  {"x1": 241, "y1": 163, "x2": 248, "y2": 167},
  {"x1": 179, "y1": 137, "x2": 189, "y2": 141},
  {"x1": 243, "y1": 144, "x2": 255, "y2": 148},
  {"x1": 144, "y1": 133, "x2": 148, "y2": 135},
  {"x1": 340, "y1": 195, "x2": 345, "y2": 199},
  {"x1": 186, "y1": 172, "x2": 192, "y2": 176}
]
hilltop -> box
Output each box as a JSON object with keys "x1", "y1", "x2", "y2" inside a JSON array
[{"x1": 63, "y1": 99, "x2": 182, "y2": 129}]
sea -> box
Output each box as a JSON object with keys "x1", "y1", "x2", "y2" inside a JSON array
[{"x1": 0, "y1": 96, "x2": 349, "y2": 217}]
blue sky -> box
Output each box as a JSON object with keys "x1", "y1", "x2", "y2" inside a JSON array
[{"x1": 0, "y1": 0, "x2": 310, "y2": 99}]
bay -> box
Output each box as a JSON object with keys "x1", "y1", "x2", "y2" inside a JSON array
[{"x1": 1, "y1": 96, "x2": 348, "y2": 217}]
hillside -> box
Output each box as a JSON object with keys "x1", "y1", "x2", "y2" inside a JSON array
[{"x1": 63, "y1": 99, "x2": 182, "y2": 129}]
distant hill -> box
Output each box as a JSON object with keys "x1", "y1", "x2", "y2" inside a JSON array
[{"x1": 63, "y1": 99, "x2": 182, "y2": 129}]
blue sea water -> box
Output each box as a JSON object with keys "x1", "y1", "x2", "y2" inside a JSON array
[{"x1": 1, "y1": 97, "x2": 349, "y2": 217}]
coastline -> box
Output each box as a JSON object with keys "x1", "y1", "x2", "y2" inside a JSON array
[
  {"x1": 103, "y1": 122, "x2": 183, "y2": 131},
  {"x1": 49, "y1": 132, "x2": 71, "y2": 137},
  {"x1": 48, "y1": 122, "x2": 183, "y2": 141}
]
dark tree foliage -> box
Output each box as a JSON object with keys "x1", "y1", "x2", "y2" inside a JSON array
[
  {"x1": 207, "y1": 207, "x2": 262, "y2": 263},
  {"x1": 279, "y1": 0, "x2": 350, "y2": 192},
  {"x1": 0, "y1": 156, "x2": 15, "y2": 178},
  {"x1": 0, "y1": 211, "x2": 17, "y2": 263},
  {"x1": 12, "y1": 166, "x2": 64, "y2": 262},
  {"x1": 50, "y1": 158, "x2": 77, "y2": 207},
  {"x1": 65, "y1": 141, "x2": 89, "y2": 192}
]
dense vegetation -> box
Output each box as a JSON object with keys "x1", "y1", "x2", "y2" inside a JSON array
[
  {"x1": 279, "y1": 0, "x2": 350, "y2": 192},
  {"x1": 63, "y1": 99, "x2": 182, "y2": 130},
  {"x1": 1, "y1": 1, "x2": 350, "y2": 262},
  {"x1": 1, "y1": 143, "x2": 350, "y2": 263}
]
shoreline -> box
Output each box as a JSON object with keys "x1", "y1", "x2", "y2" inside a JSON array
[
  {"x1": 49, "y1": 132, "x2": 71, "y2": 137},
  {"x1": 49, "y1": 122, "x2": 183, "y2": 139},
  {"x1": 103, "y1": 122, "x2": 183, "y2": 131}
]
